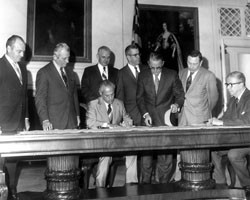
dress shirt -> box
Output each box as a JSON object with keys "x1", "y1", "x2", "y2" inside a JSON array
[
  {"x1": 53, "y1": 61, "x2": 67, "y2": 86},
  {"x1": 98, "y1": 63, "x2": 108, "y2": 80},
  {"x1": 128, "y1": 64, "x2": 140, "y2": 78},
  {"x1": 5, "y1": 54, "x2": 22, "y2": 83},
  {"x1": 187, "y1": 70, "x2": 198, "y2": 81}
]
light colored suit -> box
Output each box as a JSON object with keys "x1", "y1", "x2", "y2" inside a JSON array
[
  {"x1": 86, "y1": 97, "x2": 138, "y2": 187},
  {"x1": 178, "y1": 67, "x2": 218, "y2": 126}
]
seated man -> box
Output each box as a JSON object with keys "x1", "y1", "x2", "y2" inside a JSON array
[
  {"x1": 86, "y1": 80, "x2": 138, "y2": 187},
  {"x1": 209, "y1": 71, "x2": 250, "y2": 188}
]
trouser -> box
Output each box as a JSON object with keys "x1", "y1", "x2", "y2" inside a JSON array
[
  {"x1": 211, "y1": 151, "x2": 228, "y2": 184},
  {"x1": 96, "y1": 155, "x2": 138, "y2": 187},
  {"x1": 228, "y1": 148, "x2": 250, "y2": 187},
  {"x1": 140, "y1": 154, "x2": 173, "y2": 184}
]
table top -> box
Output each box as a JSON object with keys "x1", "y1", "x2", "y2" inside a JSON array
[{"x1": 0, "y1": 125, "x2": 250, "y2": 157}]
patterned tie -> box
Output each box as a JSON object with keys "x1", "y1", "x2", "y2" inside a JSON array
[
  {"x1": 186, "y1": 72, "x2": 194, "y2": 92},
  {"x1": 102, "y1": 66, "x2": 107, "y2": 80},
  {"x1": 154, "y1": 74, "x2": 159, "y2": 93},
  {"x1": 235, "y1": 97, "x2": 239, "y2": 107},
  {"x1": 60, "y1": 67, "x2": 68, "y2": 87},
  {"x1": 134, "y1": 66, "x2": 139, "y2": 79},
  {"x1": 107, "y1": 104, "x2": 112, "y2": 123},
  {"x1": 13, "y1": 62, "x2": 22, "y2": 84}
]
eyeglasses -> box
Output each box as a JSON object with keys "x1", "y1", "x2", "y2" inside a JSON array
[
  {"x1": 225, "y1": 82, "x2": 242, "y2": 87},
  {"x1": 150, "y1": 67, "x2": 162, "y2": 71},
  {"x1": 128, "y1": 53, "x2": 141, "y2": 57}
]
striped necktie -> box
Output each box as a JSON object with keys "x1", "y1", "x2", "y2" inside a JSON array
[
  {"x1": 102, "y1": 66, "x2": 107, "y2": 80},
  {"x1": 186, "y1": 72, "x2": 194, "y2": 92},
  {"x1": 13, "y1": 62, "x2": 22, "y2": 84},
  {"x1": 154, "y1": 74, "x2": 159, "y2": 93},
  {"x1": 60, "y1": 67, "x2": 68, "y2": 87},
  {"x1": 107, "y1": 104, "x2": 112, "y2": 123}
]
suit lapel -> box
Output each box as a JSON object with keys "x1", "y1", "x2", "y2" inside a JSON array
[
  {"x1": 98, "y1": 98, "x2": 109, "y2": 122},
  {"x1": 94, "y1": 65, "x2": 103, "y2": 81},
  {"x1": 4, "y1": 57, "x2": 22, "y2": 86},
  {"x1": 51, "y1": 63, "x2": 68, "y2": 91},
  {"x1": 125, "y1": 65, "x2": 137, "y2": 82}
]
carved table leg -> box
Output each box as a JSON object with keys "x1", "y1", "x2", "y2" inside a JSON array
[
  {"x1": 44, "y1": 155, "x2": 81, "y2": 200},
  {"x1": 0, "y1": 157, "x2": 8, "y2": 200},
  {"x1": 176, "y1": 149, "x2": 215, "y2": 190}
]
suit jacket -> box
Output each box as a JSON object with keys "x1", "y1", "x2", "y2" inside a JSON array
[
  {"x1": 0, "y1": 55, "x2": 28, "y2": 133},
  {"x1": 136, "y1": 67, "x2": 185, "y2": 126},
  {"x1": 178, "y1": 67, "x2": 218, "y2": 125},
  {"x1": 222, "y1": 89, "x2": 250, "y2": 125},
  {"x1": 116, "y1": 64, "x2": 146, "y2": 126},
  {"x1": 35, "y1": 62, "x2": 80, "y2": 129},
  {"x1": 81, "y1": 64, "x2": 118, "y2": 103},
  {"x1": 86, "y1": 97, "x2": 131, "y2": 129}
]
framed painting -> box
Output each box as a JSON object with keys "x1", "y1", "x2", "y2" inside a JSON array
[
  {"x1": 139, "y1": 4, "x2": 199, "y2": 71},
  {"x1": 27, "y1": 0, "x2": 91, "y2": 62}
]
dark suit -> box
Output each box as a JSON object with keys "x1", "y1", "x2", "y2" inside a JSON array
[
  {"x1": 213, "y1": 89, "x2": 250, "y2": 186},
  {"x1": 81, "y1": 65, "x2": 118, "y2": 103},
  {"x1": 116, "y1": 64, "x2": 145, "y2": 126},
  {"x1": 0, "y1": 55, "x2": 28, "y2": 133},
  {"x1": 35, "y1": 62, "x2": 79, "y2": 129},
  {"x1": 136, "y1": 67, "x2": 185, "y2": 183},
  {"x1": 137, "y1": 67, "x2": 185, "y2": 126}
]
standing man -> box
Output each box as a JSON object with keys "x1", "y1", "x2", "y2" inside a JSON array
[
  {"x1": 81, "y1": 46, "x2": 118, "y2": 104},
  {"x1": 176, "y1": 50, "x2": 219, "y2": 181},
  {"x1": 136, "y1": 52, "x2": 185, "y2": 184},
  {"x1": 0, "y1": 35, "x2": 29, "y2": 133},
  {"x1": 0, "y1": 35, "x2": 29, "y2": 198},
  {"x1": 86, "y1": 80, "x2": 136, "y2": 187},
  {"x1": 178, "y1": 50, "x2": 218, "y2": 126},
  {"x1": 35, "y1": 43, "x2": 80, "y2": 130},
  {"x1": 210, "y1": 71, "x2": 250, "y2": 189},
  {"x1": 116, "y1": 44, "x2": 144, "y2": 185},
  {"x1": 116, "y1": 44, "x2": 145, "y2": 126}
]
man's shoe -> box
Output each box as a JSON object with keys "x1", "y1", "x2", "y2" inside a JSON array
[
  {"x1": 216, "y1": 183, "x2": 228, "y2": 189},
  {"x1": 125, "y1": 182, "x2": 138, "y2": 186}
]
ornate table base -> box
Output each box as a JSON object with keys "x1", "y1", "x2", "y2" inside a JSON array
[
  {"x1": 176, "y1": 149, "x2": 215, "y2": 190},
  {"x1": 44, "y1": 155, "x2": 81, "y2": 200}
]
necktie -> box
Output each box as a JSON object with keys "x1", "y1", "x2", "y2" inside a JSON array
[
  {"x1": 186, "y1": 72, "x2": 194, "y2": 92},
  {"x1": 107, "y1": 104, "x2": 112, "y2": 123},
  {"x1": 154, "y1": 74, "x2": 159, "y2": 93},
  {"x1": 235, "y1": 97, "x2": 239, "y2": 107},
  {"x1": 60, "y1": 67, "x2": 68, "y2": 87},
  {"x1": 13, "y1": 62, "x2": 22, "y2": 84},
  {"x1": 134, "y1": 66, "x2": 139, "y2": 79},
  {"x1": 102, "y1": 66, "x2": 107, "y2": 80}
]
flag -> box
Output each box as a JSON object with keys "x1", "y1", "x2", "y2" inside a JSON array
[{"x1": 132, "y1": 0, "x2": 141, "y2": 47}]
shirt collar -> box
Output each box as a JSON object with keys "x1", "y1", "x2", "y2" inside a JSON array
[
  {"x1": 5, "y1": 54, "x2": 16, "y2": 65},
  {"x1": 237, "y1": 88, "x2": 246, "y2": 101},
  {"x1": 98, "y1": 63, "x2": 107, "y2": 72},
  {"x1": 128, "y1": 63, "x2": 140, "y2": 72}
]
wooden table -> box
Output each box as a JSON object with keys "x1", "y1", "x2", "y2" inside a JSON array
[{"x1": 0, "y1": 125, "x2": 250, "y2": 200}]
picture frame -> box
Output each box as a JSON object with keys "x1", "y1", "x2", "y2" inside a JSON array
[
  {"x1": 26, "y1": 0, "x2": 91, "y2": 62},
  {"x1": 139, "y1": 4, "x2": 199, "y2": 69}
]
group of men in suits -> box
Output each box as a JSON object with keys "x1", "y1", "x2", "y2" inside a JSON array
[{"x1": 2, "y1": 34, "x2": 250, "y2": 193}]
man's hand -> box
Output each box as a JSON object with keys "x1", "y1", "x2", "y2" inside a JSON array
[
  {"x1": 25, "y1": 118, "x2": 30, "y2": 131},
  {"x1": 170, "y1": 103, "x2": 179, "y2": 113},
  {"x1": 77, "y1": 116, "x2": 81, "y2": 127},
  {"x1": 42, "y1": 120, "x2": 53, "y2": 131},
  {"x1": 207, "y1": 117, "x2": 223, "y2": 126},
  {"x1": 144, "y1": 113, "x2": 152, "y2": 127}
]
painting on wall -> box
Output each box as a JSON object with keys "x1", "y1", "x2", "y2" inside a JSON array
[
  {"x1": 27, "y1": 0, "x2": 91, "y2": 62},
  {"x1": 139, "y1": 5, "x2": 199, "y2": 71}
]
